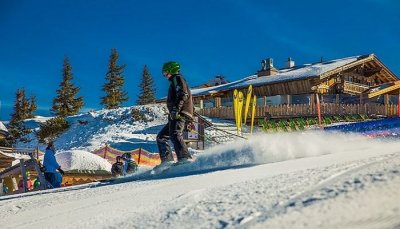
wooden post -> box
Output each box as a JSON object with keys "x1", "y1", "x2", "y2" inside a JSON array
[
  {"x1": 200, "y1": 100, "x2": 204, "y2": 109},
  {"x1": 398, "y1": 93, "x2": 400, "y2": 117},
  {"x1": 287, "y1": 95, "x2": 292, "y2": 105},
  {"x1": 30, "y1": 153, "x2": 47, "y2": 190},
  {"x1": 385, "y1": 94, "x2": 390, "y2": 116},
  {"x1": 336, "y1": 94, "x2": 340, "y2": 104},
  {"x1": 138, "y1": 148, "x2": 142, "y2": 165},
  {"x1": 310, "y1": 94, "x2": 315, "y2": 111},
  {"x1": 104, "y1": 144, "x2": 108, "y2": 159},
  {"x1": 215, "y1": 97, "x2": 221, "y2": 108},
  {"x1": 19, "y1": 159, "x2": 27, "y2": 192},
  {"x1": 316, "y1": 94, "x2": 322, "y2": 127}
]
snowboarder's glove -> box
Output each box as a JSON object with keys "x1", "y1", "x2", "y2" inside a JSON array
[
  {"x1": 169, "y1": 110, "x2": 180, "y2": 120},
  {"x1": 58, "y1": 167, "x2": 65, "y2": 175}
]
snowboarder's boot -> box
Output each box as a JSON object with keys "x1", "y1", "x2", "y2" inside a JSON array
[{"x1": 151, "y1": 161, "x2": 174, "y2": 174}]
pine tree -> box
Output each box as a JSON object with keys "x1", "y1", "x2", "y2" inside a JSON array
[
  {"x1": 36, "y1": 117, "x2": 70, "y2": 144},
  {"x1": 27, "y1": 96, "x2": 37, "y2": 118},
  {"x1": 8, "y1": 88, "x2": 36, "y2": 144},
  {"x1": 137, "y1": 65, "x2": 156, "y2": 105},
  {"x1": 10, "y1": 88, "x2": 36, "y2": 121},
  {"x1": 51, "y1": 56, "x2": 84, "y2": 117},
  {"x1": 101, "y1": 48, "x2": 128, "y2": 109}
]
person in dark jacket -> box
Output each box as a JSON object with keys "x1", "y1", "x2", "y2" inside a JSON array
[
  {"x1": 111, "y1": 156, "x2": 124, "y2": 177},
  {"x1": 156, "y1": 61, "x2": 193, "y2": 167},
  {"x1": 121, "y1": 153, "x2": 138, "y2": 175},
  {"x1": 43, "y1": 142, "x2": 64, "y2": 188}
]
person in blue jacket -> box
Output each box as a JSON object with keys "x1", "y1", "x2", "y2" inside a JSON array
[{"x1": 43, "y1": 141, "x2": 64, "y2": 188}]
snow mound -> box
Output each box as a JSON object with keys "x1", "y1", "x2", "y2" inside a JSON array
[{"x1": 56, "y1": 150, "x2": 112, "y2": 172}]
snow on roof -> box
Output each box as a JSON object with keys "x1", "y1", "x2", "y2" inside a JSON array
[
  {"x1": 56, "y1": 150, "x2": 112, "y2": 172},
  {"x1": 191, "y1": 55, "x2": 361, "y2": 96},
  {"x1": 0, "y1": 150, "x2": 30, "y2": 160},
  {"x1": 0, "y1": 121, "x2": 8, "y2": 133},
  {"x1": 191, "y1": 75, "x2": 257, "y2": 96}
]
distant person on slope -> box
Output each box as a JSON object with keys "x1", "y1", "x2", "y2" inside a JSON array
[
  {"x1": 156, "y1": 61, "x2": 193, "y2": 168},
  {"x1": 18, "y1": 172, "x2": 33, "y2": 191},
  {"x1": 111, "y1": 156, "x2": 124, "y2": 177},
  {"x1": 121, "y1": 153, "x2": 138, "y2": 175},
  {"x1": 43, "y1": 141, "x2": 64, "y2": 188}
]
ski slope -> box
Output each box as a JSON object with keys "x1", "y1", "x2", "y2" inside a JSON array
[{"x1": 1, "y1": 131, "x2": 400, "y2": 229}]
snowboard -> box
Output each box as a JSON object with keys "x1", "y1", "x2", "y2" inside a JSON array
[{"x1": 150, "y1": 159, "x2": 194, "y2": 175}]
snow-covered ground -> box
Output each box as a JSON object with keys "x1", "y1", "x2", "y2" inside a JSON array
[{"x1": 1, "y1": 105, "x2": 399, "y2": 228}]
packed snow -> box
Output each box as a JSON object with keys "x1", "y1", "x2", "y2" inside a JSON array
[
  {"x1": 1, "y1": 104, "x2": 399, "y2": 229},
  {"x1": 56, "y1": 150, "x2": 111, "y2": 172}
]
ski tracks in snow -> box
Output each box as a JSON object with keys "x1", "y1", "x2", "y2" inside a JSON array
[
  {"x1": 122, "y1": 153, "x2": 400, "y2": 229},
  {"x1": 247, "y1": 153, "x2": 400, "y2": 228}
]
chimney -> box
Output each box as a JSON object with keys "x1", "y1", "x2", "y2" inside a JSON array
[
  {"x1": 286, "y1": 57, "x2": 295, "y2": 68},
  {"x1": 257, "y1": 58, "x2": 278, "y2": 77}
]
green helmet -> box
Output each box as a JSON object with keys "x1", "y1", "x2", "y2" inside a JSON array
[{"x1": 162, "y1": 61, "x2": 180, "y2": 75}]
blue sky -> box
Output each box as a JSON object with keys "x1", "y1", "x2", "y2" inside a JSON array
[{"x1": 1, "y1": 0, "x2": 399, "y2": 120}]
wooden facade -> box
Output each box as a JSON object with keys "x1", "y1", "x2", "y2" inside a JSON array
[{"x1": 193, "y1": 54, "x2": 400, "y2": 119}]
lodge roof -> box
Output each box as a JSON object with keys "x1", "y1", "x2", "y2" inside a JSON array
[
  {"x1": 0, "y1": 121, "x2": 8, "y2": 138},
  {"x1": 0, "y1": 121, "x2": 7, "y2": 133},
  {"x1": 191, "y1": 54, "x2": 398, "y2": 97}
]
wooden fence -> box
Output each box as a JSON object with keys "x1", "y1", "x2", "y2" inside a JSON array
[
  {"x1": 198, "y1": 103, "x2": 399, "y2": 120},
  {"x1": 92, "y1": 145, "x2": 162, "y2": 167}
]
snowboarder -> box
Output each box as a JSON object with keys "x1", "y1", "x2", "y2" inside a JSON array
[
  {"x1": 155, "y1": 61, "x2": 194, "y2": 170},
  {"x1": 111, "y1": 156, "x2": 124, "y2": 177},
  {"x1": 43, "y1": 141, "x2": 65, "y2": 188},
  {"x1": 121, "y1": 153, "x2": 138, "y2": 175}
]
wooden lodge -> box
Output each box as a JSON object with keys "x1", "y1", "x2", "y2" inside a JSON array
[{"x1": 191, "y1": 54, "x2": 400, "y2": 120}]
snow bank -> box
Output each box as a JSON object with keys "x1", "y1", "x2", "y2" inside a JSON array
[{"x1": 56, "y1": 150, "x2": 112, "y2": 172}]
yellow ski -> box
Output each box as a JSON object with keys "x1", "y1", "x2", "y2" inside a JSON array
[
  {"x1": 237, "y1": 91, "x2": 244, "y2": 135},
  {"x1": 243, "y1": 85, "x2": 252, "y2": 124},
  {"x1": 251, "y1": 95, "x2": 257, "y2": 134},
  {"x1": 233, "y1": 89, "x2": 239, "y2": 129}
]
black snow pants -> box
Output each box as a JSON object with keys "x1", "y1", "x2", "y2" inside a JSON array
[{"x1": 156, "y1": 118, "x2": 192, "y2": 162}]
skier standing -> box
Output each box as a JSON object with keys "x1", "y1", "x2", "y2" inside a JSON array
[
  {"x1": 43, "y1": 142, "x2": 64, "y2": 188},
  {"x1": 156, "y1": 61, "x2": 193, "y2": 168}
]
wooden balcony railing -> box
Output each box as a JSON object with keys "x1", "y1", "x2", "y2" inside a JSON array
[
  {"x1": 343, "y1": 81, "x2": 370, "y2": 94},
  {"x1": 198, "y1": 103, "x2": 398, "y2": 120}
]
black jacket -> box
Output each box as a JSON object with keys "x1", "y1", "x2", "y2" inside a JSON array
[
  {"x1": 111, "y1": 162, "x2": 123, "y2": 176},
  {"x1": 167, "y1": 74, "x2": 193, "y2": 119}
]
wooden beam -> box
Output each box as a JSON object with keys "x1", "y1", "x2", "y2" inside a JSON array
[
  {"x1": 320, "y1": 54, "x2": 374, "y2": 80},
  {"x1": 19, "y1": 159, "x2": 27, "y2": 192},
  {"x1": 368, "y1": 81, "x2": 400, "y2": 98}
]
